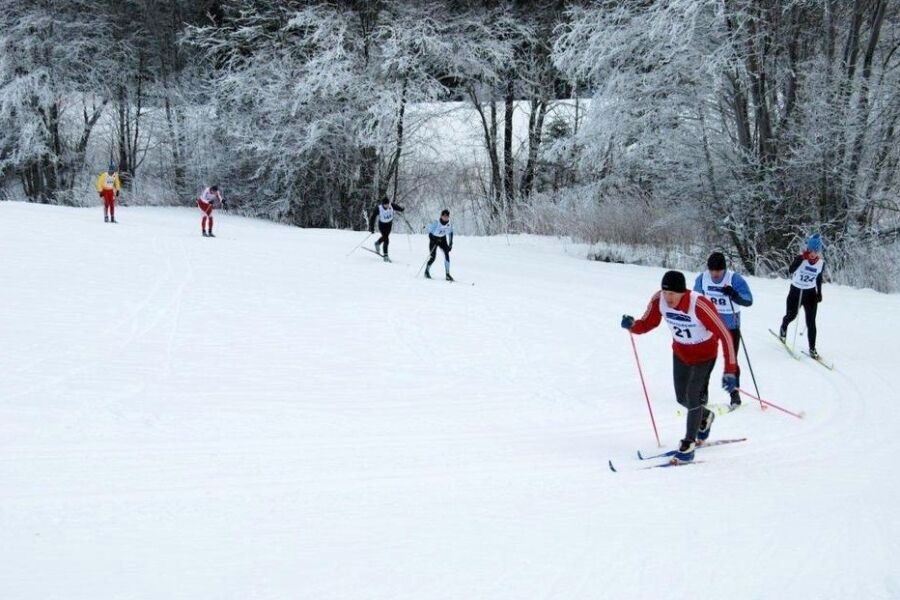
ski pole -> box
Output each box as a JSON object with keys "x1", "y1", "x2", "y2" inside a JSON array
[
  {"x1": 628, "y1": 332, "x2": 661, "y2": 447},
  {"x1": 737, "y1": 388, "x2": 805, "y2": 419},
  {"x1": 728, "y1": 297, "x2": 763, "y2": 409},
  {"x1": 415, "y1": 256, "x2": 430, "y2": 278},
  {"x1": 346, "y1": 232, "x2": 374, "y2": 257}
]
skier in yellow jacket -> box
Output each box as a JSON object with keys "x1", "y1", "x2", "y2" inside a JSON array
[{"x1": 95, "y1": 162, "x2": 122, "y2": 223}]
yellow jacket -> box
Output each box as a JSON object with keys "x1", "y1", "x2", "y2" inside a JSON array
[{"x1": 96, "y1": 171, "x2": 122, "y2": 192}]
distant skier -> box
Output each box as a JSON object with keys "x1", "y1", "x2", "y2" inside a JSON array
[
  {"x1": 368, "y1": 196, "x2": 404, "y2": 262},
  {"x1": 621, "y1": 270, "x2": 737, "y2": 463},
  {"x1": 778, "y1": 234, "x2": 825, "y2": 358},
  {"x1": 425, "y1": 209, "x2": 454, "y2": 281},
  {"x1": 693, "y1": 252, "x2": 753, "y2": 408},
  {"x1": 197, "y1": 185, "x2": 226, "y2": 237},
  {"x1": 95, "y1": 162, "x2": 121, "y2": 223}
]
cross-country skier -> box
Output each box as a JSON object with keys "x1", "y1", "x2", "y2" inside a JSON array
[
  {"x1": 778, "y1": 234, "x2": 825, "y2": 357},
  {"x1": 425, "y1": 209, "x2": 454, "y2": 281},
  {"x1": 368, "y1": 196, "x2": 404, "y2": 262},
  {"x1": 197, "y1": 185, "x2": 226, "y2": 237},
  {"x1": 693, "y1": 252, "x2": 753, "y2": 409},
  {"x1": 621, "y1": 270, "x2": 738, "y2": 463},
  {"x1": 95, "y1": 162, "x2": 121, "y2": 223}
]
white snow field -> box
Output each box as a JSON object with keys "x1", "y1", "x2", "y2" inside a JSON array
[{"x1": 1, "y1": 201, "x2": 898, "y2": 600}]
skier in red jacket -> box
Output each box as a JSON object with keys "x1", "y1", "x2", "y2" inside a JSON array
[{"x1": 621, "y1": 270, "x2": 737, "y2": 463}]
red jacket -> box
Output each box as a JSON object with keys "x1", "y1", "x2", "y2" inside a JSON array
[{"x1": 631, "y1": 291, "x2": 737, "y2": 372}]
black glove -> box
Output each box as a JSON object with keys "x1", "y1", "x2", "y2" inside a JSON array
[
  {"x1": 621, "y1": 315, "x2": 634, "y2": 330},
  {"x1": 816, "y1": 292, "x2": 822, "y2": 303},
  {"x1": 222, "y1": 200, "x2": 228, "y2": 212},
  {"x1": 722, "y1": 285, "x2": 738, "y2": 299},
  {"x1": 369, "y1": 228, "x2": 375, "y2": 234},
  {"x1": 98, "y1": 191, "x2": 103, "y2": 198},
  {"x1": 115, "y1": 191, "x2": 120, "y2": 198}
]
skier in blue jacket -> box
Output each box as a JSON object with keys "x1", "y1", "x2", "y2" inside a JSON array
[{"x1": 693, "y1": 252, "x2": 753, "y2": 408}]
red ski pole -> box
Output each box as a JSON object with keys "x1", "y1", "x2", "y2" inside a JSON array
[
  {"x1": 628, "y1": 332, "x2": 661, "y2": 447},
  {"x1": 737, "y1": 388, "x2": 805, "y2": 419}
]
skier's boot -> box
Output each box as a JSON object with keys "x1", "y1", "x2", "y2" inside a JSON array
[
  {"x1": 808, "y1": 348, "x2": 819, "y2": 359},
  {"x1": 697, "y1": 410, "x2": 715, "y2": 443},
  {"x1": 374, "y1": 241, "x2": 382, "y2": 255},
  {"x1": 202, "y1": 231, "x2": 209, "y2": 237},
  {"x1": 729, "y1": 390, "x2": 741, "y2": 410},
  {"x1": 424, "y1": 269, "x2": 431, "y2": 279},
  {"x1": 778, "y1": 326, "x2": 787, "y2": 342},
  {"x1": 671, "y1": 439, "x2": 696, "y2": 463},
  {"x1": 207, "y1": 231, "x2": 215, "y2": 238},
  {"x1": 383, "y1": 254, "x2": 391, "y2": 263},
  {"x1": 445, "y1": 273, "x2": 454, "y2": 282},
  {"x1": 104, "y1": 215, "x2": 109, "y2": 223}
]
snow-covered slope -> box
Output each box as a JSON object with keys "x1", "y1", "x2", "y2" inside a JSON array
[{"x1": 1, "y1": 202, "x2": 897, "y2": 600}]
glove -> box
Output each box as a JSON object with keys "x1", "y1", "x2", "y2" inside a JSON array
[
  {"x1": 98, "y1": 191, "x2": 103, "y2": 198},
  {"x1": 722, "y1": 285, "x2": 738, "y2": 300},
  {"x1": 722, "y1": 373, "x2": 737, "y2": 393},
  {"x1": 369, "y1": 228, "x2": 375, "y2": 234},
  {"x1": 115, "y1": 190, "x2": 120, "y2": 198},
  {"x1": 816, "y1": 292, "x2": 822, "y2": 303},
  {"x1": 621, "y1": 315, "x2": 634, "y2": 330},
  {"x1": 222, "y1": 200, "x2": 228, "y2": 212}
]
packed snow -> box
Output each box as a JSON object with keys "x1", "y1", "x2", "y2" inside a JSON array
[{"x1": 1, "y1": 202, "x2": 898, "y2": 599}]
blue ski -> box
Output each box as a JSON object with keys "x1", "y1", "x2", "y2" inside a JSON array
[
  {"x1": 637, "y1": 437, "x2": 747, "y2": 461},
  {"x1": 609, "y1": 458, "x2": 705, "y2": 472}
]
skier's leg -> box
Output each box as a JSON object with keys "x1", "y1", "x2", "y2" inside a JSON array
[
  {"x1": 803, "y1": 291, "x2": 818, "y2": 350},
  {"x1": 684, "y1": 359, "x2": 715, "y2": 441},
  {"x1": 731, "y1": 328, "x2": 742, "y2": 388},
  {"x1": 780, "y1": 286, "x2": 801, "y2": 333}
]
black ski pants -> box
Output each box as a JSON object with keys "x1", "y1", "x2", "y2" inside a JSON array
[
  {"x1": 673, "y1": 355, "x2": 715, "y2": 443},
  {"x1": 781, "y1": 285, "x2": 819, "y2": 349},
  {"x1": 376, "y1": 221, "x2": 393, "y2": 255},
  {"x1": 427, "y1": 234, "x2": 450, "y2": 269}
]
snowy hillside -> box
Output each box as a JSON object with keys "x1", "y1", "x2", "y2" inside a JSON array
[{"x1": 1, "y1": 202, "x2": 898, "y2": 600}]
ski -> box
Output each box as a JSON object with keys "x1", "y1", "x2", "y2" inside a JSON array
[
  {"x1": 637, "y1": 437, "x2": 747, "y2": 461},
  {"x1": 677, "y1": 403, "x2": 741, "y2": 417},
  {"x1": 801, "y1": 350, "x2": 835, "y2": 370},
  {"x1": 769, "y1": 329, "x2": 801, "y2": 359},
  {"x1": 609, "y1": 458, "x2": 705, "y2": 472},
  {"x1": 360, "y1": 247, "x2": 383, "y2": 257}
]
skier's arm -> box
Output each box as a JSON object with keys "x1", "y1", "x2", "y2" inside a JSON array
[
  {"x1": 95, "y1": 174, "x2": 105, "y2": 193},
  {"x1": 368, "y1": 206, "x2": 378, "y2": 232},
  {"x1": 692, "y1": 274, "x2": 703, "y2": 294},
  {"x1": 629, "y1": 292, "x2": 662, "y2": 335},
  {"x1": 448, "y1": 226, "x2": 454, "y2": 248},
  {"x1": 696, "y1": 297, "x2": 737, "y2": 372},
  {"x1": 816, "y1": 268, "x2": 824, "y2": 298},
  {"x1": 787, "y1": 255, "x2": 803, "y2": 275},
  {"x1": 113, "y1": 173, "x2": 122, "y2": 192},
  {"x1": 729, "y1": 273, "x2": 753, "y2": 307},
  {"x1": 393, "y1": 203, "x2": 404, "y2": 212}
]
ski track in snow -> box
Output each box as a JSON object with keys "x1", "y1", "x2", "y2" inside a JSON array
[{"x1": 1, "y1": 203, "x2": 898, "y2": 600}]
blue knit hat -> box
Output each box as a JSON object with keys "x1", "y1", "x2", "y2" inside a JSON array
[{"x1": 806, "y1": 234, "x2": 823, "y2": 252}]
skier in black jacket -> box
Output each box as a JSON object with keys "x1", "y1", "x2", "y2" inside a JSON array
[{"x1": 368, "y1": 196, "x2": 404, "y2": 262}]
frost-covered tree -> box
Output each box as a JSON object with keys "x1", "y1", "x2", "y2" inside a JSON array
[
  {"x1": 0, "y1": 0, "x2": 114, "y2": 202},
  {"x1": 554, "y1": 0, "x2": 900, "y2": 277}
]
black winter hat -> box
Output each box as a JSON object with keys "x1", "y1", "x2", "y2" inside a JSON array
[
  {"x1": 661, "y1": 270, "x2": 686, "y2": 293},
  {"x1": 707, "y1": 252, "x2": 726, "y2": 271}
]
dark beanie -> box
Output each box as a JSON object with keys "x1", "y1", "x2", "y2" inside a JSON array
[
  {"x1": 707, "y1": 252, "x2": 726, "y2": 271},
  {"x1": 661, "y1": 270, "x2": 686, "y2": 292}
]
